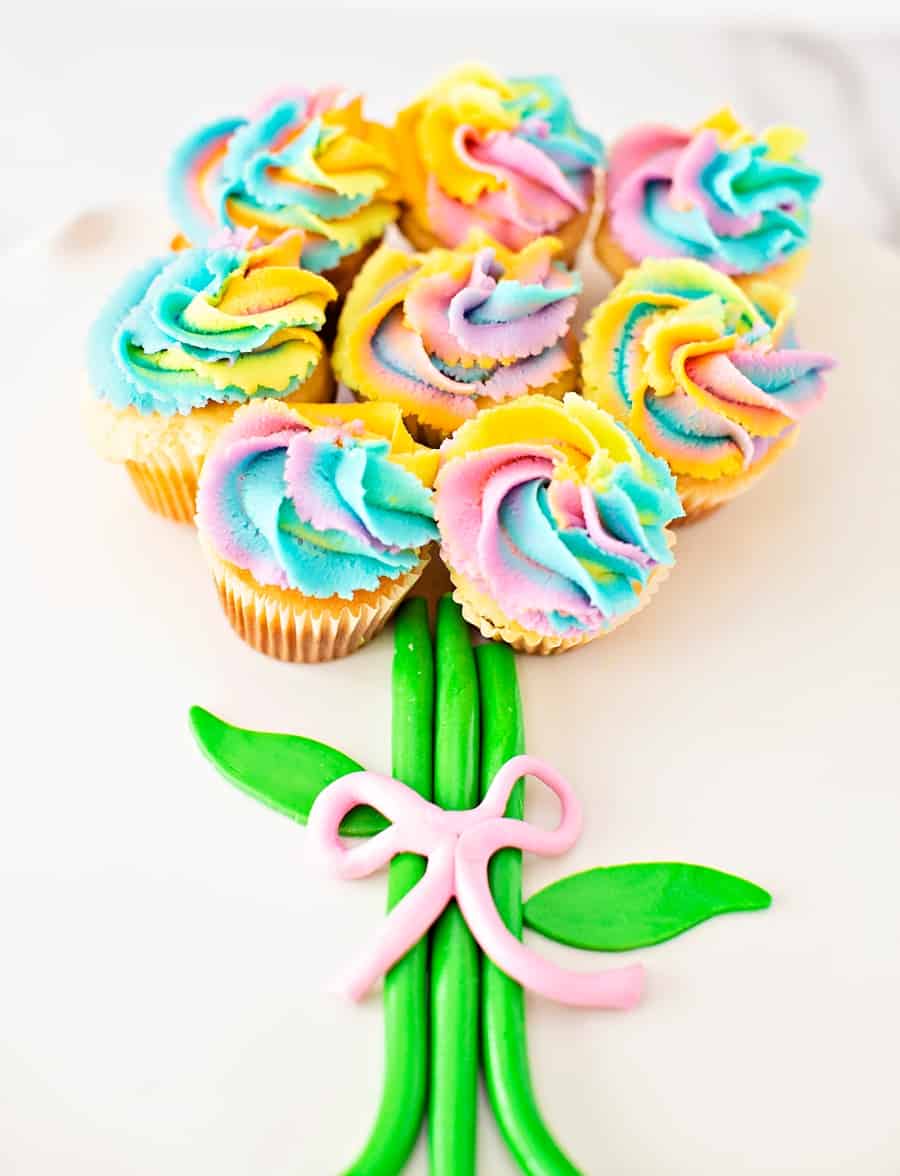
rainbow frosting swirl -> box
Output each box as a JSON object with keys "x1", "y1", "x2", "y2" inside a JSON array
[
  {"x1": 436, "y1": 394, "x2": 682, "y2": 640},
  {"x1": 197, "y1": 401, "x2": 439, "y2": 599},
  {"x1": 395, "y1": 65, "x2": 603, "y2": 250},
  {"x1": 581, "y1": 258, "x2": 834, "y2": 481},
  {"x1": 334, "y1": 233, "x2": 581, "y2": 435},
  {"x1": 87, "y1": 230, "x2": 335, "y2": 417},
  {"x1": 168, "y1": 89, "x2": 400, "y2": 273},
  {"x1": 604, "y1": 109, "x2": 821, "y2": 276}
]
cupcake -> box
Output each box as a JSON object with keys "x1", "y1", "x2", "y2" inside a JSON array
[
  {"x1": 581, "y1": 258, "x2": 834, "y2": 519},
  {"x1": 435, "y1": 393, "x2": 683, "y2": 655},
  {"x1": 333, "y1": 232, "x2": 581, "y2": 444},
  {"x1": 85, "y1": 230, "x2": 335, "y2": 522},
  {"x1": 168, "y1": 88, "x2": 400, "y2": 296},
  {"x1": 195, "y1": 400, "x2": 439, "y2": 661},
  {"x1": 394, "y1": 64, "x2": 603, "y2": 263},
  {"x1": 595, "y1": 109, "x2": 821, "y2": 290}
]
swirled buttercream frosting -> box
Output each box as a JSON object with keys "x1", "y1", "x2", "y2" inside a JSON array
[
  {"x1": 581, "y1": 258, "x2": 834, "y2": 481},
  {"x1": 333, "y1": 233, "x2": 581, "y2": 435},
  {"x1": 435, "y1": 393, "x2": 683, "y2": 639},
  {"x1": 87, "y1": 230, "x2": 335, "y2": 416},
  {"x1": 197, "y1": 400, "x2": 439, "y2": 598},
  {"x1": 604, "y1": 109, "x2": 820, "y2": 276},
  {"x1": 168, "y1": 89, "x2": 400, "y2": 272},
  {"x1": 395, "y1": 64, "x2": 603, "y2": 250}
]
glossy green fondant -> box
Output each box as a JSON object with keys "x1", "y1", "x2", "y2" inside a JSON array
[
  {"x1": 344, "y1": 599, "x2": 434, "y2": 1176},
  {"x1": 189, "y1": 706, "x2": 386, "y2": 836},
  {"x1": 477, "y1": 643, "x2": 580, "y2": 1176},
  {"x1": 524, "y1": 862, "x2": 772, "y2": 952},
  {"x1": 429, "y1": 596, "x2": 481, "y2": 1176}
]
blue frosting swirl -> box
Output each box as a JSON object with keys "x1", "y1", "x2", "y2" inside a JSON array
[
  {"x1": 200, "y1": 419, "x2": 438, "y2": 598},
  {"x1": 87, "y1": 240, "x2": 330, "y2": 416},
  {"x1": 168, "y1": 92, "x2": 399, "y2": 274},
  {"x1": 609, "y1": 116, "x2": 822, "y2": 275},
  {"x1": 506, "y1": 74, "x2": 605, "y2": 173}
]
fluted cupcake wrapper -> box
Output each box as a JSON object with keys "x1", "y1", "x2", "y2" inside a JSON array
[
  {"x1": 84, "y1": 354, "x2": 334, "y2": 523},
  {"x1": 125, "y1": 447, "x2": 204, "y2": 523},
  {"x1": 445, "y1": 532, "x2": 676, "y2": 656},
  {"x1": 203, "y1": 542, "x2": 432, "y2": 663},
  {"x1": 675, "y1": 429, "x2": 799, "y2": 522}
]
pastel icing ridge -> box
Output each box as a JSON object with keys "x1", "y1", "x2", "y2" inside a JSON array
[
  {"x1": 582, "y1": 258, "x2": 834, "y2": 480},
  {"x1": 607, "y1": 110, "x2": 821, "y2": 275},
  {"x1": 88, "y1": 232, "x2": 335, "y2": 416},
  {"x1": 197, "y1": 402, "x2": 438, "y2": 599},
  {"x1": 334, "y1": 234, "x2": 581, "y2": 434},
  {"x1": 436, "y1": 394, "x2": 682, "y2": 638},
  {"x1": 397, "y1": 65, "x2": 602, "y2": 250},
  {"x1": 169, "y1": 89, "x2": 399, "y2": 271}
]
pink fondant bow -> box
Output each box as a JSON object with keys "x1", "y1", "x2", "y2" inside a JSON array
[{"x1": 306, "y1": 755, "x2": 644, "y2": 1009}]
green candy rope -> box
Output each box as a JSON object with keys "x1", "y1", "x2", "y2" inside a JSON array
[
  {"x1": 477, "y1": 643, "x2": 581, "y2": 1176},
  {"x1": 429, "y1": 596, "x2": 481, "y2": 1176},
  {"x1": 343, "y1": 599, "x2": 434, "y2": 1176}
]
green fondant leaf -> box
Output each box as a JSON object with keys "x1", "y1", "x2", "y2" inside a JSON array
[
  {"x1": 189, "y1": 706, "x2": 387, "y2": 836},
  {"x1": 523, "y1": 863, "x2": 771, "y2": 952}
]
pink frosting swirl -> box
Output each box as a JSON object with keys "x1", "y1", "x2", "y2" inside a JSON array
[
  {"x1": 603, "y1": 112, "x2": 821, "y2": 276},
  {"x1": 333, "y1": 235, "x2": 581, "y2": 435},
  {"x1": 426, "y1": 132, "x2": 595, "y2": 251},
  {"x1": 396, "y1": 68, "x2": 603, "y2": 251}
]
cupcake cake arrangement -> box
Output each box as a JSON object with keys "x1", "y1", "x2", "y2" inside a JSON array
[
  {"x1": 86, "y1": 66, "x2": 832, "y2": 653},
  {"x1": 85, "y1": 66, "x2": 833, "y2": 1175},
  {"x1": 87, "y1": 68, "x2": 832, "y2": 658}
]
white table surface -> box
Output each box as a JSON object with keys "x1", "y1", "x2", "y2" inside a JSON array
[
  {"x1": 2, "y1": 10, "x2": 899, "y2": 255},
  {"x1": 2, "y1": 197, "x2": 899, "y2": 1174}
]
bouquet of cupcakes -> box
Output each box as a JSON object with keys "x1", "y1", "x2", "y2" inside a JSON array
[{"x1": 85, "y1": 64, "x2": 834, "y2": 661}]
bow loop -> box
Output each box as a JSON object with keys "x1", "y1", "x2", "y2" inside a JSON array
[
  {"x1": 306, "y1": 769, "x2": 438, "y2": 878},
  {"x1": 470, "y1": 754, "x2": 582, "y2": 856},
  {"x1": 306, "y1": 756, "x2": 644, "y2": 1011}
]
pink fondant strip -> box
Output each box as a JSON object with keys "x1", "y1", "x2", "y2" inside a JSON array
[{"x1": 306, "y1": 755, "x2": 644, "y2": 1009}]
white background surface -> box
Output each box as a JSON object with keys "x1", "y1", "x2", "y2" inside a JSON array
[
  {"x1": 2, "y1": 7, "x2": 899, "y2": 252},
  {"x1": 3, "y1": 198, "x2": 899, "y2": 1173}
]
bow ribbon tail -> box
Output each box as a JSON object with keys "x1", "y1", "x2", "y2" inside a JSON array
[
  {"x1": 335, "y1": 843, "x2": 456, "y2": 1001},
  {"x1": 457, "y1": 754, "x2": 644, "y2": 1010},
  {"x1": 456, "y1": 857, "x2": 645, "y2": 1010}
]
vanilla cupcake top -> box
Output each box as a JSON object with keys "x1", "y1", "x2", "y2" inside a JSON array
[
  {"x1": 88, "y1": 230, "x2": 335, "y2": 417},
  {"x1": 197, "y1": 401, "x2": 439, "y2": 598},
  {"x1": 168, "y1": 89, "x2": 400, "y2": 273},
  {"x1": 395, "y1": 64, "x2": 603, "y2": 249},
  {"x1": 333, "y1": 233, "x2": 581, "y2": 435},
  {"x1": 605, "y1": 109, "x2": 821, "y2": 277},
  {"x1": 581, "y1": 258, "x2": 834, "y2": 481},
  {"x1": 435, "y1": 394, "x2": 682, "y2": 639}
]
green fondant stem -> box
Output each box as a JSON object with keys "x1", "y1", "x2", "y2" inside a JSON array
[
  {"x1": 343, "y1": 599, "x2": 434, "y2": 1176},
  {"x1": 429, "y1": 596, "x2": 481, "y2": 1176},
  {"x1": 476, "y1": 643, "x2": 581, "y2": 1176}
]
